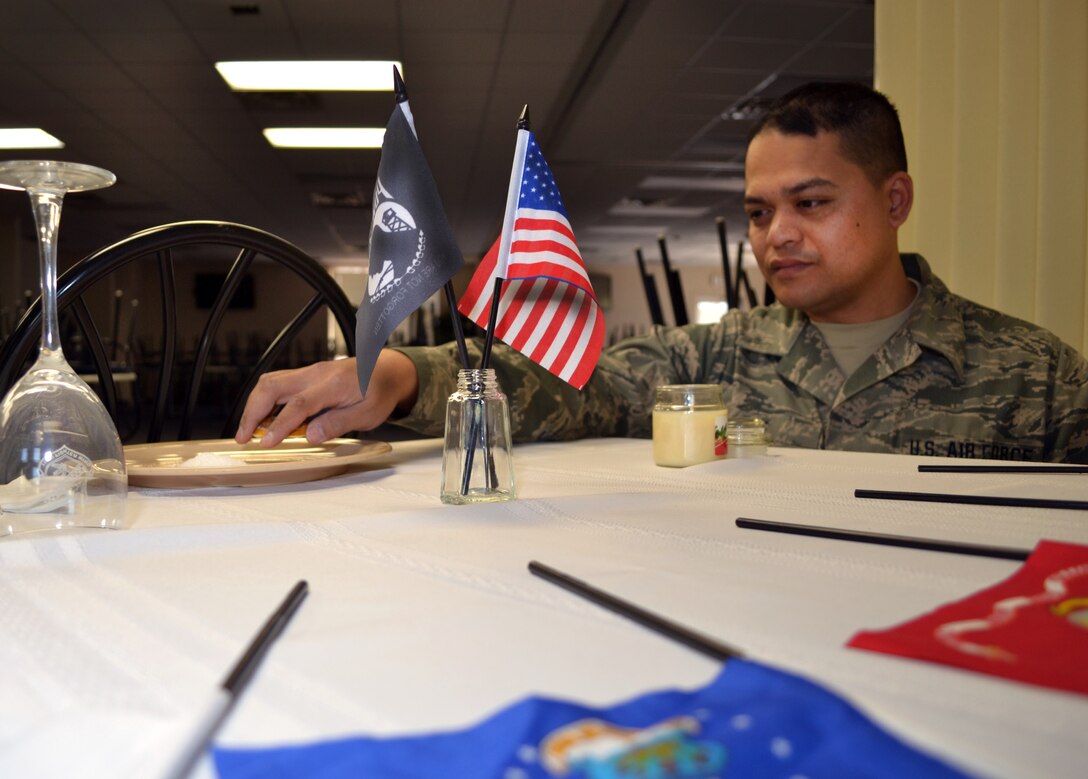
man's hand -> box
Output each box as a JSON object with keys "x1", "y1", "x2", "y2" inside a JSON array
[{"x1": 235, "y1": 350, "x2": 419, "y2": 447}]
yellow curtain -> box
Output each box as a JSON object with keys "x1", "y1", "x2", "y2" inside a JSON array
[{"x1": 875, "y1": 0, "x2": 1088, "y2": 351}]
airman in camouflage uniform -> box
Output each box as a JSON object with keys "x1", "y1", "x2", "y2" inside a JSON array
[
  {"x1": 237, "y1": 82, "x2": 1088, "y2": 464},
  {"x1": 395, "y1": 252, "x2": 1088, "y2": 462}
]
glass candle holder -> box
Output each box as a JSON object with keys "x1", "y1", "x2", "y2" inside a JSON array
[
  {"x1": 652, "y1": 384, "x2": 727, "y2": 467},
  {"x1": 440, "y1": 368, "x2": 516, "y2": 504},
  {"x1": 727, "y1": 417, "x2": 769, "y2": 458}
]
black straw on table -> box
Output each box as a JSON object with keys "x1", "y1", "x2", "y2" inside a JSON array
[
  {"x1": 528, "y1": 561, "x2": 743, "y2": 662},
  {"x1": 855, "y1": 488, "x2": 1088, "y2": 511},
  {"x1": 918, "y1": 464, "x2": 1088, "y2": 474},
  {"x1": 735, "y1": 518, "x2": 1031, "y2": 561},
  {"x1": 161, "y1": 580, "x2": 309, "y2": 779}
]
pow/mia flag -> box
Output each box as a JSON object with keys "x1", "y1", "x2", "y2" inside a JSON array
[{"x1": 355, "y1": 97, "x2": 464, "y2": 397}]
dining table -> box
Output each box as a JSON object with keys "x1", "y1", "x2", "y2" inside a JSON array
[{"x1": 1, "y1": 436, "x2": 1085, "y2": 779}]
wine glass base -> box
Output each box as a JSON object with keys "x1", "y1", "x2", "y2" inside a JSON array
[
  {"x1": 0, "y1": 159, "x2": 116, "y2": 193},
  {"x1": 0, "y1": 474, "x2": 128, "y2": 536},
  {"x1": 1, "y1": 502, "x2": 127, "y2": 537}
]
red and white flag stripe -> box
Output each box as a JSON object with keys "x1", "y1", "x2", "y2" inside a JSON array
[{"x1": 459, "y1": 211, "x2": 604, "y2": 389}]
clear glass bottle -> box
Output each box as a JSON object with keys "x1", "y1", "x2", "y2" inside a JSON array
[
  {"x1": 727, "y1": 417, "x2": 769, "y2": 458},
  {"x1": 440, "y1": 369, "x2": 516, "y2": 504}
]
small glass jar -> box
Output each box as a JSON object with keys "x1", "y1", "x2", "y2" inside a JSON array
[
  {"x1": 727, "y1": 417, "x2": 769, "y2": 458},
  {"x1": 441, "y1": 368, "x2": 516, "y2": 504},
  {"x1": 652, "y1": 384, "x2": 727, "y2": 467}
]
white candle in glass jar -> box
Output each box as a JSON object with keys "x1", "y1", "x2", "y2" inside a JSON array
[{"x1": 652, "y1": 384, "x2": 727, "y2": 467}]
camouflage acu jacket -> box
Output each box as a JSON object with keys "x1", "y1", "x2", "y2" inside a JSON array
[{"x1": 396, "y1": 255, "x2": 1088, "y2": 463}]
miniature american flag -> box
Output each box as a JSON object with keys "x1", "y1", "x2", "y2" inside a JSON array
[{"x1": 459, "y1": 132, "x2": 604, "y2": 389}]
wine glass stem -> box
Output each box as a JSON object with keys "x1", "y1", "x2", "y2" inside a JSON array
[{"x1": 31, "y1": 188, "x2": 65, "y2": 357}]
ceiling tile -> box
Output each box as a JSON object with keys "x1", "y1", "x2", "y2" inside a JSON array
[
  {"x1": 187, "y1": 29, "x2": 301, "y2": 59},
  {"x1": 0, "y1": 0, "x2": 874, "y2": 264},
  {"x1": 403, "y1": 30, "x2": 503, "y2": 64},
  {"x1": 53, "y1": 0, "x2": 179, "y2": 31},
  {"x1": 721, "y1": 1, "x2": 851, "y2": 41},
  {"x1": 693, "y1": 38, "x2": 804, "y2": 71},
  {"x1": 282, "y1": 0, "x2": 397, "y2": 30},
  {"x1": 786, "y1": 44, "x2": 873, "y2": 78},
  {"x1": 633, "y1": 0, "x2": 745, "y2": 36},
  {"x1": 507, "y1": 0, "x2": 610, "y2": 32},
  {"x1": 400, "y1": 0, "x2": 509, "y2": 32},
  {"x1": 2, "y1": 30, "x2": 109, "y2": 63},
  {"x1": 97, "y1": 30, "x2": 206, "y2": 63}
]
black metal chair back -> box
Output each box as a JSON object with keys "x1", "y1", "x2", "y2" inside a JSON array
[{"x1": 0, "y1": 221, "x2": 357, "y2": 442}]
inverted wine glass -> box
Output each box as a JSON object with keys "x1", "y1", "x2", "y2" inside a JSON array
[{"x1": 0, "y1": 160, "x2": 127, "y2": 535}]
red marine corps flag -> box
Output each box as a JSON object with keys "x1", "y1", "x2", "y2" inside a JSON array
[
  {"x1": 458, "y1": 108, "x2": 604, "y2": 389},
  {"x1": 849, "y1": 540, "x2": 1088, "y2": 696}
]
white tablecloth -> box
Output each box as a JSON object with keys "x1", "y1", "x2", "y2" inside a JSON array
[{"x1": 2, "y1": 438, "x2": 1086, "y2": 778}]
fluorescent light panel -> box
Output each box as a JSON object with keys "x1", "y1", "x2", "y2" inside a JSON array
[
  {"x1": 263, "y1": 127, "x2": 385, "y2": 149},
  {"x1": 0, "y1": 128, "x2": 64, "y2": 149},
  {"x1": 216, "y1": 60, "x2": 401, "y2": 91}
]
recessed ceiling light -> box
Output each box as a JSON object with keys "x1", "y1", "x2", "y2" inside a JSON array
[
  {"x1": 216, "y1": 61, "x2": 402, "y2": 91},
  {"x1": 0, "y1": 128, "x2": 64, "y2": 149},
  {"x1": 263, "y1": 128, "x2": 385, "y2": 149}
]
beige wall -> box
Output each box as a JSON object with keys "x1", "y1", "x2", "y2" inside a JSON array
[{"x1": 875, "y1": 0, "x2": 1088, "y2": 351}]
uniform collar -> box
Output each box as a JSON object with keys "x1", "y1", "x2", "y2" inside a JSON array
[
  {"x1": 899, "y1": 254, "x2": 967, "y2": 381},
  {"x1": 736, "y1": 253, "x2": 966, "y2": 384}
]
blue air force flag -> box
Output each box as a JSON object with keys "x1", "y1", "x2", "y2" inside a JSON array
[
  {"x1": 214, "y1": 660, "x2": 969, "y2": 778},
  {"x1": 355, "y1": 101, "x2": 464, "y2": 397}
]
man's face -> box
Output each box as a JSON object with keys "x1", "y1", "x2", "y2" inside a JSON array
[{"x1": 743, "y1": 129, "x2": 909, "y2": 323}]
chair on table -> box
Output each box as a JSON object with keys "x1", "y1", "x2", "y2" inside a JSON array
[{"x1": 0, "y1": 221, "x2": 357, "y2": 443}]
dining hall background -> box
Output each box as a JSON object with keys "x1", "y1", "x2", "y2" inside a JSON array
[{"x1": 0, "y1": 0, "x2": 1085, "y2": 411}]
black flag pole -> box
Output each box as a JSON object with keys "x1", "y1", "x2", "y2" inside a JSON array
[
  {"x1": 479, "y1": 276, "x2": 504, "y2": 371},
  {"x1": 634, "y1": 247, "x2": 665, "y2": 326},
  {"x1": 657, "y1": 234, "x2": 688, "y2": 326},
  {"x1": 466, "y1": 104, "x2": 531, "y2": 495},
  {"x1": 480, "y1": 104, "x2": 531, "y2": 371},
  {"x1": 733, "y1": 240, "x2": 759, "y2": 309},
  {"x1": 393, "y1": 65, "x2": 469, "y2": 370},
  {"x1": 715, "y1": 217, "x2": 737, "y2": 309},
  {"x1": 759, "y1": 239, "x2": 775, "y2": 306},
  {"x1": 443, "y1": 284, "x2": 470, "y2": 368}
]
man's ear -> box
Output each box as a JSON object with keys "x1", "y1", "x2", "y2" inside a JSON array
[{"x1": 887, "y1": 172, "x2": 913, "y2": 228}]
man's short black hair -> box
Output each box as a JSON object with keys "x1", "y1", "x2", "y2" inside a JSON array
[{"x1": 749, "y1": 81, "x2": 908, "y2": 183}]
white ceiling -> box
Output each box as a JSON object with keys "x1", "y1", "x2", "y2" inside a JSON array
[{"x1": 0, "y1": 0, "x2": 873, "y2": 270}]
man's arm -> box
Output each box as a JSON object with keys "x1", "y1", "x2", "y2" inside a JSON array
[
  {"x1": 237, "y1": 320, "x2": 734, "y2": 446},
  {"x1": 393, "y1": 339, "x2": 637, "y2": 441},
  {"x1": 1044, "y1": 342, "x2": 1088, "y2": 463},
  {"x1": 397, "y1": 323, "x2": 728, "y2": 442},
  {"x1": 235, "y1": 349, "x2": 419, "y2": 447}
]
